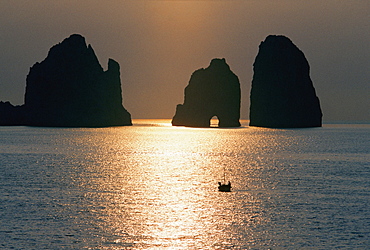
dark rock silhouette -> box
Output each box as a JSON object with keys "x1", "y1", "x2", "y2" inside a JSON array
[
  {"x1": 0, "y1": 34, "x2": 132, "y2": 127},
  {"x1": 0, "y1": 102, "x2": 25, "y2": 126},
  {"x1": 249, "y1": 35, "x2": 322, "y2": 128},
  {"x1": 172, "y1": 58, "x2": 241, "y2": 127}
]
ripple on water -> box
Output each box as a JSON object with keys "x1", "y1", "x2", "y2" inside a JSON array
[{"x1": 0, "y1": 121, "x2": 369, "y2": 249}]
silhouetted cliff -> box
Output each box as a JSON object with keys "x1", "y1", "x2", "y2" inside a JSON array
[
  {"x1": 0, "y1": 102, "x2": 25, "y2": 126},
  {"x1": 0, "y1": 34, "x2": 132, "y2": 127},
  {"x1": 172, "y1": 58, "x2": 241, "y2": 127},
  {"x1": 249, "y1": 35, "x2": 322, "y2": 128}
]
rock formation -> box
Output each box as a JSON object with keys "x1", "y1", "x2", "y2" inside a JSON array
[
  {"x1": 0, "y1": 34, "x2": 132, "y2": 127},
  {"x1": 0, "y1": 101, "x2": 25, "y2": 126},
  {"x1": 249, "y1": 35, "x2": 322, "y2": 128},
  {"x1": 172, "y1": 58, "x2": 241, "y2": 127}
]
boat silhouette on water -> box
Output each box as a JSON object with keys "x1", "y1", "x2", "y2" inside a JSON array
[
  {"x1": 218, "y1": 167, "x2": 231, "y2": 192},
  {"x1": 218, "y1": 181, "x2": 231, "y2": 192}
]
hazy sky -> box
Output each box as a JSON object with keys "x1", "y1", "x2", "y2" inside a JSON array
[{"x1": 0, "y1": 0, "x2": 369, "y2": 121}]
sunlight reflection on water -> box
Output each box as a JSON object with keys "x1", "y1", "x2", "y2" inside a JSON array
[
  {"x1": 0, "y1": 120, "x2": 369, "y2": 249},
  {"x1": 66, "y1": 120, "x2": 271, "y2": 249}
]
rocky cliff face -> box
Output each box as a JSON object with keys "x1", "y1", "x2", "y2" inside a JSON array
[
  {"x1": 1, "y1": 34, "x2": 131, "y2": 127},
  {"x1": 0, "y1": 101, "x2": 25, "y2": 126},
  {"x1": 172, "y1": 58, "x2": 241, "y2": 127},
  {"x1": 249, "y1": 35, "x2": 322, "y2": 128}
]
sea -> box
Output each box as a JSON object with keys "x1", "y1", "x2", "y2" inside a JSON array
[{"x1": 0, "y1": 119, "x2": 369, "y2": 249}]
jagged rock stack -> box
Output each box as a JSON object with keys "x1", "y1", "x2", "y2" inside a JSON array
[
  {"x1": 0, "y1": 101, "x2": 23, "y2": 126},
  {"x1": 249, "y1": 35, "x2": 322, "y2": 128},
  {"x1": 0, "y1": 34, "x2": 132, "y2": 127},
  {"x1": 172, "y1": 58, "x2": 241, "y2": 127}
]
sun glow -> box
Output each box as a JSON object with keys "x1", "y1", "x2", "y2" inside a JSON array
[
  {"x1": 148, "y1": 2, "x2": 211, "y2": 33},
  {"x1": 68, "y1": 122, "x2": 267, "y2": 248}
]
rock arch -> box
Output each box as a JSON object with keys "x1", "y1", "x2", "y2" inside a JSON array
[
  {"x1": 210, "y1": 115, "x2": 219, "y2": 127},
  {"x1": 172, "y1": 58, "x2": 241, "y2": 128}
]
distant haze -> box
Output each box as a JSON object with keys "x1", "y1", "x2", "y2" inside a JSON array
[{"x1": 0, "y1": 0, "x2": 369, "y2": 121}]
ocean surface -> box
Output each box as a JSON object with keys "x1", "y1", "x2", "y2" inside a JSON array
[{"x1": 0, "y1": 119, "x2": 369, "y2": 249}]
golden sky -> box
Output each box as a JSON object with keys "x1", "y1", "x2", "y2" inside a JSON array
[{"x1": 0, "y1": 0, "x2": 369, "y2": 121}]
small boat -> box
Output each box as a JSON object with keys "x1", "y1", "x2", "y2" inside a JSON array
[
  {"x1": 218, "y1": 181, "x2": 231, "y2": 192},
  {"x1": 218, "y1": 169, "x2": 231, "y2": 192}
]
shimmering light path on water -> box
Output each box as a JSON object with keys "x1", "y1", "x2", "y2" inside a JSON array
[{"x1": 0, "y1": 120, "x2": 369, "y2": 249}]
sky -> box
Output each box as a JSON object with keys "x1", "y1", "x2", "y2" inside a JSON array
[{"x1": 0, "y1": 0, "x2": 369, "y2": 121}]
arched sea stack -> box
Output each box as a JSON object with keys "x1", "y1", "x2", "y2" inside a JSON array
[{"x1": 172, "y1": 58, "x2": 241, "y2": 127}]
